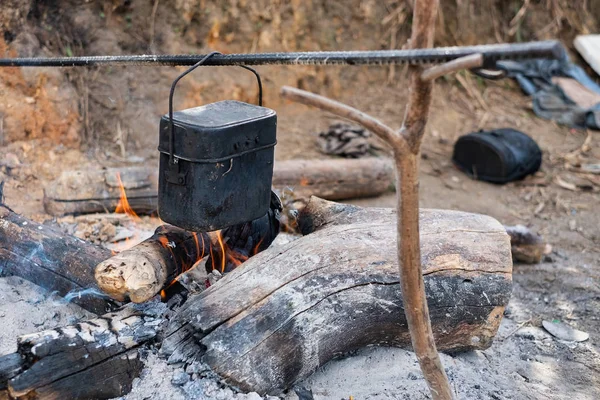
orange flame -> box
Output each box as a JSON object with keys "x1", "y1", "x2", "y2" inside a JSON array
[
  {"x1": 115, "y1": 172, "x2": 141, "y2": 222},
  {"x1": 252, "y1": 237, "x2": 264, "y2": 256},
  {"x1": 226, "y1": 248, "x2": 248, "y2": 267},
  {"x1": 216, "y1": 230, "x2": 226, "y2": 273},
  {"x1": 192, "y1": 232, "x2": 206, "y2": 262}
]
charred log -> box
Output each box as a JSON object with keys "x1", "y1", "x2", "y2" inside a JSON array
[
  {"x1": 161, "y1": 198, "x2": 513, "y2": 395},
  {"x1": 95, "y1": 195, "x2": 281, "y2": 303},
  {"x1": 1, "y1": 304, "x2": 165, "y2": 400},
  {"x1": 0, "y1": 205, "x2": 119, "y2": 314},
  {"x1": 1, "y1": 199, "x2": 512, "y2": 397}
]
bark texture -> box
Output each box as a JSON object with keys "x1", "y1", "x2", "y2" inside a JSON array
[{"x1": 162, "y1": 199, "x2": 512, "y2": 395}]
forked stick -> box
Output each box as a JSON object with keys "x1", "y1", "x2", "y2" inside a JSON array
[{"x1": 281, "y1": 1, "x2": 465, "y2": 398}]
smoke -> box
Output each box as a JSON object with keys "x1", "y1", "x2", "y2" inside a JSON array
[{"x1": 62, "y1": 287, "x2": 110, "y2": 303}]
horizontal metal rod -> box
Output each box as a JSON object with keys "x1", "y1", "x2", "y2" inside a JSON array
[{"x1": 0, "y1": 41, "x2": 565, "y2": 68}]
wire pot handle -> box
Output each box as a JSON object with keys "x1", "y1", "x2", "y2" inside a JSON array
[{"x1": 168, "y1": 51, "x2": 263, "y2": 164}]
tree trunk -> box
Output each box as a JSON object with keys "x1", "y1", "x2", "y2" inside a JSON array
[
  {"x1": 43, "y1": 158, "x2": 394, "y2": 216},
  {"x1": 0, "y1": 206, "x2": 119, "y2": 314}
]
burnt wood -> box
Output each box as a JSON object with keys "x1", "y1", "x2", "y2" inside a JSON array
[
  {"x1": 95, "y1": 198, "x2": 280, "y2": 304},
  {"x1": 1, "y1": 199, "x2": 512, "y2": 398},
  {"x1": 0, "y1": 206, "x2": 119, "y2": 314},
  {"x1": 161, "y1": 198, "x2": 513, "y2": 394},
  {"x1": 0, "y1": 354, "x2": 23, "y2": 391},
  {"x1": 95, "y1": 225, "x2": 209, "y2": 303},
  {"x1": 2, "y1": 305, "x2": 162, "y2": 400},
  {"x1": 43, "y1": 158, "x2": 394, "y2": 216}
]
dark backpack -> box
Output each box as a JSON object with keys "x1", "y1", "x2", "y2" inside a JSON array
[{"x1": 452, "y1": 128, "x2": 542, "y2": 184}]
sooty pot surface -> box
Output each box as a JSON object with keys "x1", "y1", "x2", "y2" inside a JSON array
[{"x1": 158, "y1": 100, "x2": 277, "y2": 232}]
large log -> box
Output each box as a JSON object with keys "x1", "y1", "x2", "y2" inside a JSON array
[
  {"x1": 43, "y1": 158, "x2": 394, "y2": 216},
  {"x1": 161, "y1": 198, "x2": 513, "y2": 395},
  {"x1": 0, "y1": 206, "x2": 119, "y2": 314}
]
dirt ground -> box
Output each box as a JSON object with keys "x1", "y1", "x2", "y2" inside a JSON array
[{"x1": 1, "y1": 1, "x2": 600, "y2": 399}]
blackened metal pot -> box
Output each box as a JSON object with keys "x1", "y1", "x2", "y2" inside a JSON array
[{"x1": 158, "y1": 52, "x2": 276, "y2": 232}]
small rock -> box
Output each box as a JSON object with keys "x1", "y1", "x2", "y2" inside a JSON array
[
  {"x1": 515, "y1": 326, "x2": 551, "y2": 341},
  {"x1": 216, "y1": 388, "x2": 235, "y2": 400},
  {"x1": 542, "y1": 320, "x2": 589, "y2": 342},
  {"x1": 292, "y1": 387, "x2": 313, "y2": 400},
  {"x1": 3, "y1": 153, "x2": 21, "y2": 169},
  {"x1": 186, "y1": 361, "x2": 209, "y2": 374},
  {"x1": 242, "y1": 392, "x2": 263, "y2": 400},
  {"x1": 171, "y1": 371, "x2": 190, "y2": 386}
]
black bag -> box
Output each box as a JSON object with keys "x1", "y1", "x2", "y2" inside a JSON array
[{"x1": 452, "y1": 128, "x2": 542, "y2": 184}]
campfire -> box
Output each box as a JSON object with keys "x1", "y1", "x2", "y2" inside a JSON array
[
  {"x1": 0, "y1": 0, "x2": 569, "y2": 397},
  {"x1": 0, "y1": 192, "x2": 513, "y2": 398}
]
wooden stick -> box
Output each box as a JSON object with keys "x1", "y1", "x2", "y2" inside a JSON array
[
  {"x1": 421, "y1": 54, "x2": 484, "y2": 82},
  {"x1": 0, "y1": 205, "x2": 119, "y2": 314},
  {"x1": 280, "y1": 88, "x2": 408, "y2": 154},
  {"x1": 282, "y1": 2, "x2": 457, "y2": 396},
  {"x1": 280, "y1": 86, "x2": 451, "y2": 398}
]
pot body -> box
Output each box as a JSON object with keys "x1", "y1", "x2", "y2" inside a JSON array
[{"x1": 158, "y1": 100, "x2": 276, "y2": 232}]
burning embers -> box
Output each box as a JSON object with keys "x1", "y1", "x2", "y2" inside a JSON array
[{"x1": 94, "y1": 178, "x2": 282, "y2": 303}]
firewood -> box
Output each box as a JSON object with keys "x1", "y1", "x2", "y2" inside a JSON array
[
  {"x1": 0, "y1": 354, "x2": 23, "y2": 392},
  {"x1": 1, "y1": 199, "x2": 511, "y2": 398},
  {"x1": 43, "y1": 167, "x2": 158, "y2": 216},
  {"x1": 161, "y1": 199, "x2": 512, "y2": 395},
  {"x1": 272, "y1": 158, "x2": 393, "y2": 200},
  {"x1": 1, "y1": 304, "x2": 164, "y2": 400},
  {"x1": 0, "y1": 205, "x2": 119, "y2": 314},
  {"x1": 95, "y1": 197, "x2": 281, "y2": 303},
  {"x1": 94, "y1": 225, "x2": 208, "y2": 303},
  {"x1": 43, "y1": 158, "x2": 394, "y2": 216}
]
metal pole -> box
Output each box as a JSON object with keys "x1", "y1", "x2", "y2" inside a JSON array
[{"x1": 0, "y1": 41, "x2": 565, "y2": 68}]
